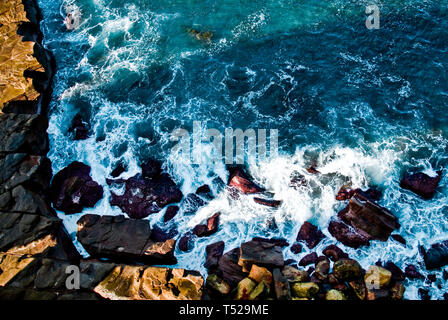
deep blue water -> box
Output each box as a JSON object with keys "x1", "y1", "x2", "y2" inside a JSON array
[{"x1": 38, "y1": 0, "x2": 448, "y2": 299}]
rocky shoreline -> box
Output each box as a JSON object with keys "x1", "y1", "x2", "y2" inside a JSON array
[{"x1": 1, "y1": 0, "x2": 447, "y2": 301}]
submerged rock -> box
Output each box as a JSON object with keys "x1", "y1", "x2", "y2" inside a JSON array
[
  {"x1": 227, "y1": 166, "x2": 265, "y2": 194},
  {"x1": 296, "y1": 221, "x2": 325, "y2": 249},
  {"x1": 50, "y1": 162, "x2": 103, "y2": 214},
  {"x1": 192, "y1": 212, "x2": 220, "y2": 237},
  {"x1": 404, "y1": 265, "x2": 424, "y2": 279},
  {"x1": 400, "y1": 170, "x2": 442, "y2": 199},
  {"x1": 77, "y1": 214, "x2": 177, "y2": 265},
  {"x1": 68, "y1": 114, "x2": 89, "y2": 140},
  {"x1": 253, "y1": 197, "x2": 282, "y2": 207},
  {"x1": 109, "y1": 166, "x2": 183, "y2": 219},
  {"x1": 422, "y1": 240, "x2": 448, "y2": 270},
  {"x1": 163, "y1": 205, "x2": 179, "y2": 222}
]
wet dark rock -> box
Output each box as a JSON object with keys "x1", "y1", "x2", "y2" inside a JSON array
[
  {"x1": 299, "y1": 252, "x2": 318, "y2": 267},
  {"x1": 204, "y1": 241, "x2": 225, "y2": 270},
  {"x1": 150, "y1": 225, "x2": 178, "y2": 242},
  {"x1": 422, "y1": 240, "x2": 448, "y2": 270},
  {"x1": 180, "y1": 193, "x2": 207, "y2": 215},
  {"x1": 50, "y1": 161, "x2": 103, "y2": 214},
  {"x1": 0, "y1": 153, "x2": 52, "y2": 194},
  {"x1": 391, "y1": 234, "x2": 406, "y2": 246},
  {"x1": 217, "y1": 248, "x2": 248, "y2": 288},
  {"x1": 79, "y1": 260, "x2": 116, "y2": 290},
  {"x1": 323, "y1": 244, "x2": 348, "y2": 261},
  {"x1": 163, "y1": 205, "x2": 179, "y2": 222},
  {"x1": 0, "y1": 185, "x2": 55, "y2": 216},
  {"x1": 328, "y1": 220, "x2": 370, "y2": 248},
  {"x1": 252, "y1": 237, "x2": 289, "y2": 247},
  {"x1": 76, "y1": 214, "x2": 177, "y2": 265},
  {"x1": 329, "y1": 194, "x2": 399, "y2": 248},
  {"x1": 404, "y1": 265, "x2": 424, "y2": 279},
  {"x1": 110, "y1": 163, "x2": 126, "y2": 178},
  {"x1": 0, "y1": 212, "x2": 61, "y2": 252},
  {"x1": 443, "y1": 269, "x2": 448, "y2": 281},
  {"x1": 227, "y1": 166, "x2": 265, "y2": 194},
  {"x1": 109, "y1": 171, "x2": 183, "y2": 219},
  {"x1": 141, "y1": 159, "x2": 162, "y2": 179},
  {"x1": 178, "y1": 233, "x2": 193, "y2": 252},
  {"x1": 0, "y1": 113, "x2": 48, "y2": 156},
  {"x1": 427, "y1": 274, "x2": 437, "y2": 283},
  {"x1": 296, "y1": 221, "x2": 325, "y2": 249},
  {"x1": 192, "y1": 212, "x2": 220, "y2": 237},
  {"x1": 290, "y1": 243, "x2": 303, "y2": 254},
  {"x1": 238, "y1": 240, "x2": 284, "y2": 272},
  {"x1": 384, "y1": 262, "x2": 405, "y2": 282},
  {"x1": 306, "y1": 166, "x2": 320, "y2": 174},
  {"x1": 336, "y1": 186, "x2": 381, "y2": 202},
  {"x1": 400, "y1": 170, "x2": 442, "y2": 199},
  {"x1": 196, "y1": 184, "x2": 211, "y2": 195},
  {"x1": 68, "y1": 114, "x2": 89, "y2": 140},
  {"x1": 418, "y1": 288, "x2": 431, "y2": 300}
]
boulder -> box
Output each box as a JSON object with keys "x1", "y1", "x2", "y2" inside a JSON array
[
  {"x1": 109, "y1": 170, "x2": 183, "y2": 219},
  {"x1": 333, "y1": 259, "x2": 364, "y2": 281},
  {"x1": 235, "y1": 278, "x2": 257, "y2": 300},
  {"x1": 290, "y1": 243, "x2": 303, "y2": 254},
  {"x1": 217, "y1": 248, "x2": 248, "y2": 288},
  {"x1": 328, "y1": 220, "x2": 370, "y2": 248},
  {"x1": 299, "y1": 252, "x2": 318, "y2": 266},
  {"x1": 391, "y1": 234, "x2": 406, "y2": 245},
  {"x1": 404, "y1": 265, "x2": 424, "y2": 279},
  {"x1": 384, "y1": 262, "x2": 405, "y2": 282},
  {"x1": 227, "y1": 166, "x2": 265, "y2": 194},
  {"x1": 77, "y1": 214, "x2": 177, "y2": 265},
  {"x1": 338, "y1": 194, "x2": 399, "y2": 241},
  {"x1": 336, "y1": 186, "x2": 381, "y2": 202},
  {"x1": 178, "y1": 233, "x2": 193, "y2": 252},
  {"x1": 50, "y1": 162, "x2": 103, "y2": 214},
  {"x1": 422, "y1": 240, "x2": 448, "y2": 270},
  {"x1": 322, "y1": 244, "x2": 348, "y2": 261},
  {"x1": 315, "y1": 257, "x2": 330, "y2": 281},
  {"x1": 364, "y1": 266, "x2": 392, "y2": 290},
  {"x1": 329, "y1": 194, "x2": 399, "y2": 248},
  {"x1": 326, "y1": 289, "x2": 346, "y2": 300},
  {"x1": 163, "y1": 205, "x2": 179, "y2": 222},
  {"x1": 252, "y1": 237, "x2": 289, "y2": 247},
  {"x1": 248, "y1": 281, "x2": 270, "y2": 300},
  {"x1": 204, "y1": 241, "x2": 225, "y2": 270},
  {"x1": 273, "y1": 268, "x2": 291, "y2": 300},
  {"x1": 248, "y1": 264, "x2": 272, "y2": 285},
  {"x1": 94, "y1": 265, "x2": 204, "y2": 300},
  {"x1": 296, "y1": 222, "x2": 325, "y2": 249},
  {"x1": 192, "y1": 212, "x2": 220, "y2": 237},
  {"x1": 238, "y1": 240, "x2": 284, "y2": 272},
  {"x1": 400, "y1": 170, "x2": 442, "y2": 199},
  {"x1": 141, "y1": 159, "x2": 162, "y2": 179},
  {"x1": 282, "y1": 265, "x2": 309, "y2": 282},
  {"x1": 206, "y1": 274, "x2": 231, "y2": 296},
  {"x1": 291, "y1": 282, "x2": 319, "y2": 299}
]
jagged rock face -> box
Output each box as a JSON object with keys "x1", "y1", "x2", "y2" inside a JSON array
[
  {"x1": 329, "y1": 194, "x2": 399, "y2": 248},
  {"x1": 0, "y1": 113, "x2": 48, "y2": 155},
  {"x1": 217, "y1": 248, "x2": 248, "y2": 288},
  {"x1": 0, "y1": 0, "x2": 53, "y2": 112},
  {"x1": 50, "y1": 162, "x2": 103, "y2": 214},
  {"x1": 94, "y1": 265, "x2": 204, "y2": 300},
  {"x1": 77, "y1": 214, "x2": 177, "y2": 265},
  {"x1": 109, "y1": 172, "x2": 183, "y2": 219}
]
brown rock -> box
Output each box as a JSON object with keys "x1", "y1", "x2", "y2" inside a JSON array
[
  {"x1": 404, "y1": 265, "x2": 424, "y2": 279},
  {"x1": 248, "y1": 264, "x2": 272, "y2": 285},
  {"x1": 349, "y1": 279, "x2": 367, "y2": 300},
  {"x1": 192, "y1": 212, "x2": 220, "y2": 237},
  {"x1": 400, "y1": 170, "x2": 442, "y2": 199},
  {"x1": 204, "y1": 241, "x2": 224, "y2": 270},
  {"x1": 323, "y1": 244, "x2": 348, "y2": 261},
  {"x1": 299, "y1": 252, "x2": 318, "y2": 266},
  {"x1": 315, "y1": 257, "x2": 330, "y2": 281},
  {"x1": 253, "y1": 197, "x2": 282, "y2": 207},
  {"x1": 94, "y1": 265, "x2": 204, "y2": 300},
  {"x1": 296, "y1": 221, "x2": 325, "y2": 249},
  {"x1": 217, "y1": 248, "x2": 248, "y2": 288},
  {"x1": 333, "y1": 259, "x2": 364, "y2": 281},
  {"x1": 227, "y1": 166, "x2": 265, "y2": 194},
  {"x1": 282, "y1": 265, "x2": 309, "y2": 282}
]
